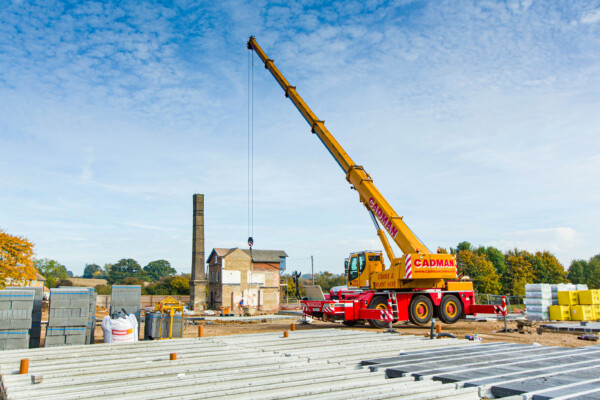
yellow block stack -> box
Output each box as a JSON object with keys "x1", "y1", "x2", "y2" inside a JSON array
[
  {"x1": 556, "y1": 290, "x2": 600, "y2": 321},
  {"x1": 549, "y1": 305, "x2": 571, "y2": 321},
  {"x1": 557, "y1": 291, "x2": 579, "y2": 306}
]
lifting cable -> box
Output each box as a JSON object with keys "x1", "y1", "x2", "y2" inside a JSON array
[{"x1": 247, "y1": 48, "x2": 254, "y2": 249}]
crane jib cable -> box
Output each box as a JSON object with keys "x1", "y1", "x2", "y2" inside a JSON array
[{"x1": 247, "y1": 47, "x2": 254, "y2": 249}]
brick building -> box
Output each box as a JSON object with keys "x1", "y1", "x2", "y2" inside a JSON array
[{"x1": 207, "y1": 248, "x2": 287, "y2": 312}]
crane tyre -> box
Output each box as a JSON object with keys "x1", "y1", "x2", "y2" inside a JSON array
[
  {"x1": 438, "y1": 295, "x2": 462, "y2": 324},
  {"x1": 367, "y1": 297, "x2": 390, "y2": 329},
  {"x1": 409, "y1": 295, "x2": 434, "y2": 326}
]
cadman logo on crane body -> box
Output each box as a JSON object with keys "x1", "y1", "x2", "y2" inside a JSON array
[{"x1": 368, "y1": 197, "x2": 398, "y2": 238}]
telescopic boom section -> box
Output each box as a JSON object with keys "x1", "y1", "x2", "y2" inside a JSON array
[{"x1": 247, "y1": 37, "x2": 430, "y2": 256}]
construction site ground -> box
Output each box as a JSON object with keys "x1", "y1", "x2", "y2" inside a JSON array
[{"x1": 37, "y1": 306, "x2": 596, "y2": 348}]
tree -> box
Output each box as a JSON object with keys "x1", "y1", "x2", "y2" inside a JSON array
[
  {"x1": 83, "y1": 264, "x2": 101, "y2": 279},
  {"x1": 94, "y1": 284, "x2": 111, "y2": 295},
  {"x1": 106, "y1": 259, "x2": 144, "y2": 284},
  {"x1": 314, "y1": 271, "x2": 346, "y2": 293},
  {"x1": 57, "y1": 279, "x2": 73, "y2": 286},
  {"x1": 456, "y1": 250, "x2": 501, "y2": 294},
  {"x1": 143, "y1": 260, "x2": 177, "y2": 282},
  {"x1": 92, "y1": 270, "x2": 106, "y2": 279},
  {"x1": 0, "y1": 230, "x2": 37, "y2": 288},
  {"x1": 35, "y1": 258, "x2": 69, "y2": 289},
  {"x1": 145, "y1": 275, "x2": 190, "y2": 295},
  {"x1": 121, "y1": 277, "x2": 144, "y2": 286},
  {"x1": 584, "y1": 255, "x2": 600, "y2": 289},
  {"x1": 529, "y1": 251, "x2": 566, "y2": 284},
  {"x1": 480, "y1": 246, "x2": 507, "y2": 277},
  {"x1": 567, "y1": 260, "x2": 587, "y2": 284},
  {"x1": 503, "y1": 249, "x2": 535, "y2": 295}
]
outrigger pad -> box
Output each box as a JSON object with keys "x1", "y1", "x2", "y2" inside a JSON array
[{"x1": 304, "y1": 285, "x2": 326, "y2": 301}]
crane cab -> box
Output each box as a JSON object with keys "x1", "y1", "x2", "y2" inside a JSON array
[{"x1": 346, "y1": 251, "x2": 384, "y2": 288}]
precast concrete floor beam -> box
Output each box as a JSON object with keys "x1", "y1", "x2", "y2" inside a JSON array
[
  {"x1": 363, "y1": 343, "x2": 600, "y2": 400},
  {"x1": 0, "y1": 329, "x2": 478, "y2": 400}
]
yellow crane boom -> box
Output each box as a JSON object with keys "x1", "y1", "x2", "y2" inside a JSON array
[{"x1": 247, "y1": 37, "x2": 429, "y2": 261}]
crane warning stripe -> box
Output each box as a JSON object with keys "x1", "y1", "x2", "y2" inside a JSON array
[{"x1": 404, "y1": 254, "x2": 413, "y2": 279}]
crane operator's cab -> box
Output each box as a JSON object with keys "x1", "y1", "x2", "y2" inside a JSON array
[{"x1": 345, "y1": 251, "x2": 385, "y2": 288}]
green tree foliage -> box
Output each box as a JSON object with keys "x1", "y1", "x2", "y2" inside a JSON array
[
  {"x1": 35, "y1": 258, "x2": 69, "y2": 288},
  {"x1": 121, "y1": 277, "x2": 144, "y2": 286},
  {"x1": 529, "y1": 251, "x2": 566, "y2": 284},
  {"x1": 502, "y1": 249, "x2": 535, "y2": 295},
  {"x1": 83, "y1": 264, "x2": 101, "y2": 279},
  {"x1": 145, "y1": 276, "x2": 190, "y2": 295},
  {"x1": 94, "y1": 284, "x2": 111, "y2": 295},
  {"x1": 567, "y1": 260, "x2": 587, "y2": 284},
  {"x1": 106, "y1": 259, "x2": 144, "y2": 284},
  {"x1": 143, "y1": 260, "x2": 177, "y2": 282},
  {"x1": 584, "y1": 255, "x2": 600, "y2": 289},
  {"x1": 475, "y1": 246, "x2": 507, "y2": 277},
  {"x1": 457, "y1": 250, "x2": 501, "y2": 294},
  {"x1": 57, "y1": 279, "x2": 73, "y2": 286},
  {"x1": 314, "y1": 271, "x2": 346, "y2": 293}
]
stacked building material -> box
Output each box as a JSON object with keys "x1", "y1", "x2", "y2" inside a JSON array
[
  {"x1": 110, "y1": 285, "x2": 141, "y2": 336},
  {"x1": 144, "y1": 311, "x2": 183, "y2": 340},
  {"x1": 86, "y1": 288, "x2": 97, "y2": 344},
  {"x1": 0, "y1": 289, "x2": 34, "y2": 350},
  {"x1": 550, "y1": 286, "x2": 597, "y2": 321},
  {"x1": 7, "y1": 286, "x2": 43, "y2": 348},
  {"x1": 45, "y1": 288, "x2": 90, "y2": 347},
  {"x1": 550, "y1": 283, "x2": 576, "y2": 305},
  {"x1": 525, "y1": 284, "x2": 551, "y2": 320}
]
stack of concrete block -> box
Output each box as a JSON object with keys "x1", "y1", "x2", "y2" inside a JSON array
[
  {"x1": 0, "y1": 289, "x2": 34, "y2": 350},
  {"x1": 110, "y1": 285, "x2": 141, "y2": 336},
  {"x1": 525, "y1": 284, "x2": 551, "y2": 320},
  {"x1": 86, "y1": 288, "x2": 97, "y2": 344},
  {"x1": 7, "y1": 286, "x2": 43, "y2": 348},
  {"x1": 550, "y1": 283, "x2": 577, "y2": 305},
  {"x1": 45, "y1": 288, "x2": 90, "y2": 347}
]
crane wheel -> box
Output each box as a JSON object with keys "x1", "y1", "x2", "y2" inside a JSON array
[
  {"x1": 367, "y1": 297, "x2": 390, "y2": 328},
  {"x1": 438, "y1": 295, "x2": 462, "y2": 324},
  {"x1": 408, "y1": 295, "x2": 433, "y2": 326}
]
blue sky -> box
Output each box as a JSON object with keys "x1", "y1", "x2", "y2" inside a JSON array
[{"x1": 1, "y1": 0, "x2": 599, "y2": 276}]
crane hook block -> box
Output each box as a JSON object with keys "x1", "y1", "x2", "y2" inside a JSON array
[{"x1": 248, "y1": 236, "x2": 254, "y2": 248}]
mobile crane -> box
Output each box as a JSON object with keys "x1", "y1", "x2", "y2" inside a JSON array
[{"x1": 247, "y1": 37, "x2": 506, "y2": 327}]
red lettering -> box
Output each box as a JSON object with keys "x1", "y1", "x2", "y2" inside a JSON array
[
  {"x1": 368, "y1": 198, "x2": 375, "y2": 209},
  {"x1": 444, "y1": 260, "x2": 449, "y2": 267},
  {"x1": 414, "y1": 259, "x2": 422, "y2": 267},
  {"x1": 377, "y1": 208, "x2": 383, "y2": 219},
  {"x1": 380, "y1": 213, "x2": 388, "y2": 226},
  {"x1": 423, "y1": 259, "x2": 429, "y2": 267},
  {"x1": 390, "y1": 226, "x2": 398, "y2": 238}
]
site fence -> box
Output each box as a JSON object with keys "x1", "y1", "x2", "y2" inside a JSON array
[
  {"x1": 96, "y1": 295, "x2": 191, "y2": 309},
  {"x1": 475, "y1": 294, "x2": 524, "y2": 312}
]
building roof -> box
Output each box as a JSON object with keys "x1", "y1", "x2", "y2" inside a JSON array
[
  {"x1": 207, "y1": 248, "x2": 287, "y2": 264},
  {"x1": 241, "y1": 249, "x2": 288, "y2": 263}
]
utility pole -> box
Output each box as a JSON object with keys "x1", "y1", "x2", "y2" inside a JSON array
[{"x1": 311, "y1": 255, "x2": 314, "y2": 285}]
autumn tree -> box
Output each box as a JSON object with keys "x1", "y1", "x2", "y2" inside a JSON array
[
  {"x1": 567, "y1": 260, "x2": 587, "y2": 284},
  {"x1": 528, "y1": 251, "x2": 566, "y2": 284},
  {"x1": 456, "y1": 250, "x2": 501, "y2": 294},
  {"x1": 314, "y1": 271, "x2": 346, "y2": 293},
  {"x1": 0, "y1": 230, "x2": 37, "y2": 288},
  {"x1": 34, "y1": 258, "x2": 69, "y2": 289},
  {"x1": 584, "y1": 255, "x2": 600, "y2": 289},
  {"x1": 143, "y1": 260, "x2": 177, "y2": 282},
  {"x1": 503, "y1": 249, "x2": 535, "y2": 295},
  {"x1": 83, "y1": 264, "x2": 101, "y2": 279}
]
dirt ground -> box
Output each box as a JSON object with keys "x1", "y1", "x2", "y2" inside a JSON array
[{"x1": 38, "y1": 307, "x2": 597, "y2": 348}]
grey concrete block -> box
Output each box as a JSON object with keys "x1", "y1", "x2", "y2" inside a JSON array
[
  {"x1": 0, "y1": 301, "x2": 11, "y2": 310},
  {"x1": 68, "y1": 317, "x2": 89, "y2": 326},
  {"x1": 0, "y1": 336, "x2": 29, "y2": 350},
  {"x1": 48, "y1": 317, "x2": 70, "y2": 327},
  {"x1": 0, "y1": 319, "x2": 11, "y2": 329},
  {"x1": 44, "y1": 335, "x2": 66, "y2": 347},
  {"x1": 64, "y1": 327, "x2": 87, "y2": 335},
  {"x1": 66, "y1": 334, "x2": 86, "y2": 345},
  {"x1": 11, "y1": 300, "x2": 33, "y2": 310},
  {"x1": 9, "y1": 319, "x2": 32, "y2": 329},
  {"x1": 49, "y1": 299, "x2": 70, "y2": 308},
  {"x1": 0, "y1": 330, "x2": 29, "y2": 339}
]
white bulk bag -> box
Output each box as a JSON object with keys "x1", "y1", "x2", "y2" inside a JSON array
[{"x1": 101, "y1": 314, "x2": 139, "y2": 343}]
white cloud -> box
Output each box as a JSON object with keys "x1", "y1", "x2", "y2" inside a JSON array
[{"x1": 581, "y1": 8, "x2": 600, "y2": 24}]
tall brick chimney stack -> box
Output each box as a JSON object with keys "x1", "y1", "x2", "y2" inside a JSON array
[{"x1": 190, "y1": 193, "x2": 207, "y2": 311}]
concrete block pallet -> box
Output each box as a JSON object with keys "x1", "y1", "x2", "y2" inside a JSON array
[
  {"x1": 0, "y1": 329, "x2": 480, "y2": 400},
  {"x1": 0, "y1": 289, "x2": 34, "y2": 351},
  {"x1": 6, "y1": 286, "x2": 43, "y2": 348},
  {"x1": 110, "y1": 285, "x2": 141, "y2": 336},
  {"x1": 45, "y1": 288, "x2": 91, "y2": 347}
]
